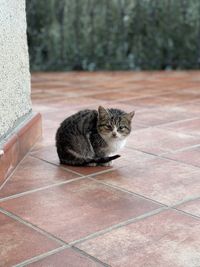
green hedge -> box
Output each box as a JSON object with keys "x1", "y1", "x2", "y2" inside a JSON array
[{"x1": 26, "y1": 0, "x2": 200, "y2": 71}]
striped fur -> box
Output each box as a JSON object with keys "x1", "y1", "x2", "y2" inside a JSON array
[{"x1": 56, "y1": 106, "x2": 134, "y2": 166}]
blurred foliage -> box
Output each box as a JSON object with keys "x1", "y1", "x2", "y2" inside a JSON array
[{"x1": 26, "y1": 0, "x2": 200, "y2": 71}]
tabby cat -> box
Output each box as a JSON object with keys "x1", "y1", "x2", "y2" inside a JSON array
[{"x1": 56, "y1": 106, "x2": 134, "y2": 166}]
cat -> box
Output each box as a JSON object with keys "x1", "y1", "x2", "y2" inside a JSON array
[{"x1": 55, "y1": 106, "x2": 134, "y2": 166}]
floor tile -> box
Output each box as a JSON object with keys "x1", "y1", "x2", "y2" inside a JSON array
[
  {"x1": 31, "y1": 146, "x2": 154, "y2": 175},
  {"x1": 31, "y1": 128, "x2": 55, "y2": 151},
  {"x1": 120, "y1": 95, "x2": 181, "y2": 108},
  {"x1": 164, "y1": 146, "x2": 200, "y2": 168},
  {"x1": 93, "y1": 157, "x2": 200, "y2": 205},
  {"x1": 0, "y1": 179, "x2": 161, "y2": 243},
  {"x1": 176, "y1": 199, "x2": 200, "y2": 217},
  {"x1": 31, "y1": 145, "x2": 59, "y2": 164},
  {"x1": 3, "y1": 71, "x2": 200, "y2": 267},
  {"x1": 101, "y1": 102, "x2": 138, "y2": 113},
  {"x1": 179, "y1": 100, "x2": 200, "y2": 114},
  {"x1": 42, "y1": 109, "x2": 77, "y2": 124},
  {"x1": 89, "y1": 88, "x2": 160, "y2": 102},
  {"x1": 27, "y1": 248, "x2": 102, "y2": 267},
  {"x1": 65, "y1": 165, "x2": 115, "y2": 176},
  {"x1": 133, "y1": 106, "x2": 198, "y2": 127},
  {"x1": 0, "y1": 156, "x2": 80, "y2": 199},
  {"x1": 127, "y1": 128, "x2": 200, "y2": 155},
  {"x1": 42, "y1": 119, "x2": 60, "y2": 130},
  {"x1": 40, "y1": 96, "x2": 106, "y2": 109},
  {"x1": 113, "y1": 147, "x2": 155, "y2": 167},
  {"x1": 77, "y1": 210, "x2": 200, "y2": 267},
  {"x1": 160, "y1": 118, "x2": 200, "y2": 136},
  {"x1": 0, "y1": 212, "x2": 60, "y2": 267},
  {"x1": 158, "y1": 91, "x2": 199, "y2": 104},
  {"x1": 31, "y1": 145, "x2": 114, "y2": 175}
]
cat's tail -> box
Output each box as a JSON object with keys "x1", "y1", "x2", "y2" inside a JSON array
[
  {"x1": 60, "y1": 154, "x2": 120, "y2": 166},
  {"x1": 86, "y1": 154, "x2": 120, "y2": 164}
]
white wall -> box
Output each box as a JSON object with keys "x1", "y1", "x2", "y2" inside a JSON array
[{"x1": 0, "y1": 0, "x2": 32, "y2": 139}]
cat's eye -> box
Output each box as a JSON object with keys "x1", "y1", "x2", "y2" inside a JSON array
[
  {"x1": 99, "y1": 124, "x2": 112, "y2": 130},
  {"x1": 105, "y1": 125, "x2": 112, "y2": 130},
  {"x1": 118, "y1": 126, "x2": 126, "y2": 131}
]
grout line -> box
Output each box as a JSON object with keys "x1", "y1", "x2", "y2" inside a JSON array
[
  {"x1": 30, "y1": 154, "x2": 125, "y2": 178},
  {"x1": 61, "y1": 165, "x2": 122, "y2": 177},
  {"x1": 0, "y1": 148, "x2": 84, "y2": 193},
  {"x1": 172, "y1": 196, "x2": 200, "y2": 207},
  {"x1": 0, "y1": 209, "x2": 113, "y2": 267},
  {"x1": 29, "y1": 154, "x2": 84, "y2": 177},
  {"x1": 156, "y1": 116, "x2": 200, "y2": 128},
  {"x1": 110, "y1": 91, "x2": 173, "y2": 104},
  {"x1": 14, "y1": 245, "x2": 109, "y2": 267},
  {"x1": 1, "y1": 175, "x2": 199, "y2": 256},
  {"x1": 160, "y1": 154, "x2": 200, "y2": 169},
  {"x1": 69, "y1": 207, "x2": 167, "y2": 246},
  {"x1": 160, "y1": 143, "x2": 200, "y2": 155},
  {"x1": 168, "y1": 196, "x2": 200, "y2": 219},
  {"x1": 170, "y1": 195, "x2": 200, "y2": 211},
  {"x1": 147, "y1": 116, "x2": 200, "y2": 130},
  {"x1": 4, "y1": 150, "x2": 197, "y2": 215},
  {"x1": 128, "y1": 142, "x2": 200, "y2": 158},
  {"x1": 33, "y1": 86, "x2": 128, "y2": 99},
  {"x1": 0, "y1": 154, "x2": 29, "y2": 191},
  {"x1": 0, "y1": 169, "x2": 125, "y2": 203},
  {"x1": 29, "y1": 137, "x2": 43, "y2": 152},
  {"x1": 72, "y1": 247, "x2": 110, "y2": 267},
  {"x1": 30, "y1": 153, "x2": 121, "y2": 177},
  {"x1": 89, "y1": 177, "x2": 200, "y2": 220},
  {"x1": 0, "y1": 176, "x2": 87, "y2": 203},
  {"x1": 0, "y1": 208, "x2": 67, "y2": 246},
  {"x1": 13, "y1": 246, "x2": 68, "y2": 267},
  {"x1": 117, "y1": 93, "x2": 200, "y2": 108},
  {"x1": 126, "y1": 146, "x2": 200, "y2": 169},
  {"x1": 88, "y1": 165, "x2": 125, "y2": 177},
  {"x1": 0, "y1": 160, "x2": 123, "y2": 203},
  {"x1": 125, "y1": 146, "x2": 158, "y2": 157},
  {"x1": 159, "y1": 153, "x2": 200, "y2": 170},
  {"x1": 0, "y1": 208, "x2": 109, "y2": 266},
  {"x1": 128, "y1": 123, "x2": 200, "y2": 155},
  {"x1": 88, "y1": 176, "x2": 167, "y2": 207},
  {"x1": 2, "y1": 147, "x2": 198, "y2": 212},
  {"x1": 161, "y1": 143, "x2": 200, "y2": 154},
  {"x1": 171, "y1": 207, "x2": 200, "y2": 220}
]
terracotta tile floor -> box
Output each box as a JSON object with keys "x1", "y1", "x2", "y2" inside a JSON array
[{"x1": 1, "y1": 71, "x2": 200, "y2": 267}]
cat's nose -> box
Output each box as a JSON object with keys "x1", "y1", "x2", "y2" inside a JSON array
[{"x1": 112, "y1": 132, "x2": 117, "y2": 137}]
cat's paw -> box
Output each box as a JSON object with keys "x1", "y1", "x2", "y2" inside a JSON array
[{"x1": 100, "y1": 161, "x2": 113, "y2": 167}]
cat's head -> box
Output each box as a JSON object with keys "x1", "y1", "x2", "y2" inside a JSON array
[{"x1": 97, "y1": 106, "x2": 135, "y2": 141}]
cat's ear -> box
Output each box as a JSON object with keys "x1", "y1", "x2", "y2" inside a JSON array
[
  {"x1": 126, "y1": 111, "x2": 135, "y2": 121},
  {"x1": 98, "y1": 106, "x2": 109, "y2": 118}
]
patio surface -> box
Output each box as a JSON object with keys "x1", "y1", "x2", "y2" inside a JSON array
[{"x1": 1, "y1": 71, "x2": 200, "y2": 267}]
